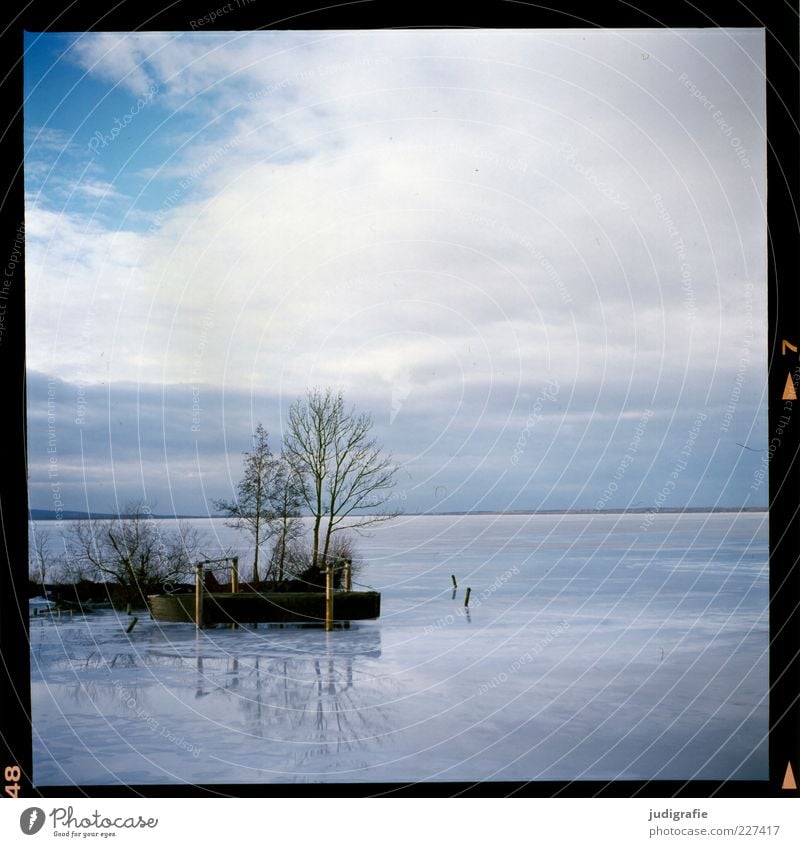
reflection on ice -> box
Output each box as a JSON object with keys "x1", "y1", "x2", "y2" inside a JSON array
[{"x1": 31, "y1": 616, "x2": 401, "y2": 783}]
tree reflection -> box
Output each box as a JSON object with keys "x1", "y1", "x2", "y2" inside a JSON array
[
  {"x1": 184, "y1": 627, "x2": 393, "y2": 770},
  {"x1": 38, "y1": 617, "x2": 396, "y2": 779}
]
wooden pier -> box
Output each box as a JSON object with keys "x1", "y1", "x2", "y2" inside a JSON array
[
  {"x1": 148, "y1": 557, "x2": 378, "y2": 628},
  {"x1": 148, "y1": 590, "x2": 381, "y2": 626}
]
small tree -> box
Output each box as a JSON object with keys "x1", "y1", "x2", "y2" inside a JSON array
[
  {"x1": 66, "y1": 502, "x2": 201, "y2": 605},
  {"x1": 29, "y1": 522, "x2": 54, "y2": 585},
  {"x1": 54, "y1": 543, "x2": 91, "y2": 585},
  {"x1": 326, "y1": 531, "x2": 363, "y2": 588},
  {"x1": 284, "y1": 388, "x2": 400, "y2": 568},
  {"x1": 213, "y1": 423, "x2": 280, "y2": 584},
  {"x1": 267, "y1": 454, "x2": 304, "y2": 582}
]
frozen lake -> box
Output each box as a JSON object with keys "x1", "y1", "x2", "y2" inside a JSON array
[{"x1": 29, "y1": 511, "x2": 768, "y2": 785}]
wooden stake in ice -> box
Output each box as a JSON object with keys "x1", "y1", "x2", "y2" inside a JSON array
[
  {"x1": 231, "y1": 556, "x2": 239, "y2": 593},
  {"x1": 325, "y1": 561, "x2": 334, "y2": 632},
  {"x1": 195, "y1": 562, "x2": 204, "y2": 630}
]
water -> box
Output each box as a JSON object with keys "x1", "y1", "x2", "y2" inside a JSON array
[{"x1": 29, "y1": 511, "x2": 768, "y2": 785}]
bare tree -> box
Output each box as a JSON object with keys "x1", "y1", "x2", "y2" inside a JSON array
[
  {"x1": 213, "y1": 423, "x2": 280, "y2": 584},
  {"x1": 267, "y1": 454, "x2": 304, "y2": 582},
  {"x1": 66, "y1": 502, "x2": 201, "y2": 605},
  {"x1": 284, "y1": 388, "x2": 399, "y2": 567},
  {"x1": 326, "y1": 531, "x2": 364, "y2": 588},
  {"x1": 55, "y1": 546, "x2": 92, "y2": 585},
  {"x1": 29, "y1": 522, "x2": 57, "y2": 585}
]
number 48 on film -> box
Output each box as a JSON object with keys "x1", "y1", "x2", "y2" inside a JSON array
[{"x1": 4, "y1": 765, "x2": 20, "y2": 797}]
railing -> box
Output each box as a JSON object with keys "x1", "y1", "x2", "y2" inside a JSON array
[
  {"x1": 194, "y1": 556, "x2": 239, "y2": 630},
  {"x1": 193, "y1": 556, "x2": 352, "y2": 632},
  {"x1": 325, "y1": 558, "x2": 352, "y2": 632}
]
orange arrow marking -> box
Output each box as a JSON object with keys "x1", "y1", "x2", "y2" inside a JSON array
[
  {"x1": 783, "y1": 761, "x2": 797, "y2": 790},
  {"x1": 782, "y1": 373, "x2": 797, "y2": 401}
]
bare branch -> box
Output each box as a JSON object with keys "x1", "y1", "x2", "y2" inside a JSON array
[
  {"x1": 64, "y1": 501, "x2": 203, "y2": 605},
  {"x1": 284, "y1": 387, "x2": 401, "y2": 567}
]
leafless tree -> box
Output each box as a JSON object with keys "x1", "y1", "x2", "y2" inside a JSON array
[
  {"x1": 54, "y1": 541, "x2": 91, "y2": 585},
  {"x1": 284, "y1": 388, "x2": 400, "y2": 567},
  {"x1": 29, "y1": 522, "x2": 57, "y2": 585},
  {"x1": 66, "y1": 502, "x2": 202, "y2": 605},
  {"x1": 267, "y1": 454, "x2": 304, "y2": 582},
  {"x1": 213, "y1": 423, "x2": 280, "y2": 584},
  {"x1": 326, "y1": 531, "x2": 364, "y2": 586}
]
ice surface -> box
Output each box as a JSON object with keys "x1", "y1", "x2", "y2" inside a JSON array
[{"x1": 30, "y1": 512, "x2": 768, "y2": 785}]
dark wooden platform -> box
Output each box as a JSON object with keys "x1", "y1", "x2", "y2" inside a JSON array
[{"x1": 148, "y1": 591, "x2": 381, "y2": 625}]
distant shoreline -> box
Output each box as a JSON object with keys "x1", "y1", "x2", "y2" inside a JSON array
[{"x1": 29, "y1": 506, "x2": 768, "y2": 521}]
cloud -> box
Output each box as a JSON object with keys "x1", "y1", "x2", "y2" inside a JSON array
[
  {"x1": 26, "y1": 29, "x2": 768, "y2": 512},
  {"x1": 68, "y1": 32, "x2": 162, "y2": 95}
]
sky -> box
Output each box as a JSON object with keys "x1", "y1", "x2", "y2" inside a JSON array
[{"x1": 24, "y1": 28, "x2": 768, "y2": 517}]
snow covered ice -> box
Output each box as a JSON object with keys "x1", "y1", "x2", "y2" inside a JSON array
[{"x1": 30, "y1": 511, "x2": 768, "y2": 785}]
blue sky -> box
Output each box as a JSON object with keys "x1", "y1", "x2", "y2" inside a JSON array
[
  {"x1": 24, "y1": 29, "x2": 768, "y2": 516},
  {"x1": 24, "y1": 32, "x2": 233, "y2": 229}
]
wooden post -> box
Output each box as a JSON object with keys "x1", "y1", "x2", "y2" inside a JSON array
[
  {"x1": 345, "y1": 559, "x2": 352, "y2": 592},
  {"x1": 325, "y1": 561, "x2": 333, "y2": 632},
  {"x1": 126, "y1": 617, "x2": 138, "y2": 634},
  {"x1": 464, "y1": 587, "x2": 471, "y2": 607},
  {"x1": 451, "y1": 574, "x2": 458, "y2": 588},
  {"x1": 195, "y1": 562, "x2": 204, "y2": 630},
  {"x1": 126, "y1": 603, "x2": 132, "y2": 615},
  {"x1": 231, "y1": 557, "x2": 239, "y2": 631}
]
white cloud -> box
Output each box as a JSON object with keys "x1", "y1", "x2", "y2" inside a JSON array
[
  {"x1": 26, "y1": 29, "x2": 768, "y2": 511},
  {"x1": 68, "y1": 32, "x2": 163, "y2": 95}
]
